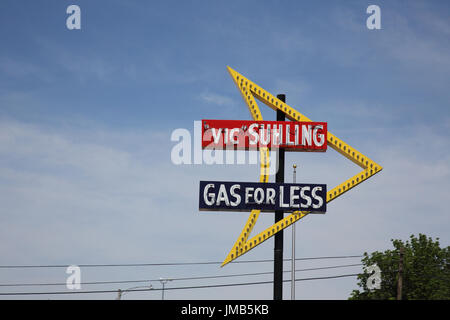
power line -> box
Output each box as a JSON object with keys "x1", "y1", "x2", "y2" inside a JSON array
[
  {"x1": 0, "y1": 255, "x2": 363, "y2": 269},
  {"x1": 0, "y1": 273, "x2": 359, "y2": 296},
  {"x1": 0, "y1": 263, "x2": 363, "y2": 287}
]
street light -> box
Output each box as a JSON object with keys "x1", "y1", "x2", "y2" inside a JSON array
[
  {"x1": 116, "y1": 283, "x2": 153, "y2": 300},
  {"x1": 159, "y1": 278, "x2": 173, "y2": 300}
]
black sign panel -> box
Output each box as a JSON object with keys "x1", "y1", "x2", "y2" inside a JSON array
[{"x1": 199, "y1": 181, "x2": 326, "y2": 213}]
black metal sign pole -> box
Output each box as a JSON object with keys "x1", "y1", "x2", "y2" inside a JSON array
[{"x1": 274, "y1": 94, "x2": 286, "y2": 300}]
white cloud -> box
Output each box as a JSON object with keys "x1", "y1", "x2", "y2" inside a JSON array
[
  {"x1": 0, "y1": 57, "x2": 52, "y2": 82},
  {"x1": 200, "y1": 92, "x2": 235, "y2": 106}
]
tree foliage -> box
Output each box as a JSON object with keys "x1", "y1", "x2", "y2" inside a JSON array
[{"x1": 349, "y1": 234, "x2": 449, "y2": 300}]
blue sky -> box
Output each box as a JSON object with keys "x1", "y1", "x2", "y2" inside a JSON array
[{"x1": 0, "y1": 1, "x2": 449, "y2": 299}]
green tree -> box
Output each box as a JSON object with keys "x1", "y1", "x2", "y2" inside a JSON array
[{"x1": 349, "y1": 234, "x2": 449, "y2": 300}]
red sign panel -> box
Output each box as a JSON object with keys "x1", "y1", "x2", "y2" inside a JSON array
[{"x1": 202, "y1": 119, "x2": 327, "y2": 151}]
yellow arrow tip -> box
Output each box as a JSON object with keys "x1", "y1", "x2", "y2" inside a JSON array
[{"x1": 226, "y1": 66, "x2": 237, "y2": 77}]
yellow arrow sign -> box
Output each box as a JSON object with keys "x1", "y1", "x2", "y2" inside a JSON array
[{"x1": 221, "y1": 66, "x2": 383, "y2": 266}]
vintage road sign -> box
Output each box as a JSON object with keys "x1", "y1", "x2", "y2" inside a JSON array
[
  {"x1": 202, "y1": 119, "x2": 327, "y2": 151},
  {"x1": 220, "y1": 66, "x2": 383, "y2": 266},
  {"x1": 199, "y1": 181, "x2": 327, "y2": 213}
]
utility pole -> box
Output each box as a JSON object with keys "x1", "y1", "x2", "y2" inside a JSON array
[
  {"x1": 291, "y1": 164, "x2": 297, "y2": 300},
  {"x1": 397, "y1": 247, "x2": 404, "y2": 300},
  {"x1": 274, "y1": 94, "x2": 286, "y2": 300}
]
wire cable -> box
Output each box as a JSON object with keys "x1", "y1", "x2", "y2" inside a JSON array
[
  {"x1": 0, "y1": 263, "x2": 363, "y2": 287},
  {"x1": 0, "y1": 255, "x2": 363, "y2": 269},
  {"x1": 0, "y1": 273, "x2": 359, "y2": 296}
]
